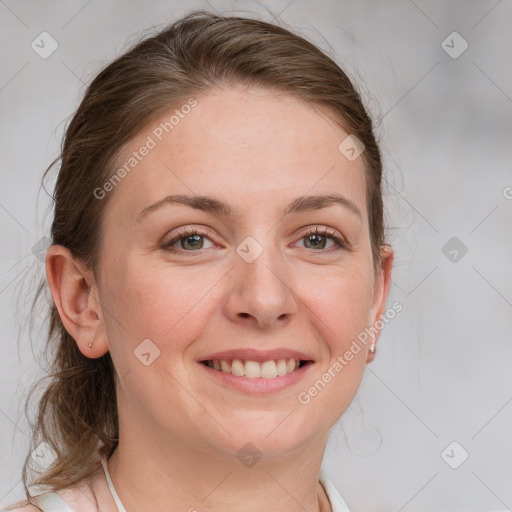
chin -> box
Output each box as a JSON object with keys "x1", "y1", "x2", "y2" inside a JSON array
[{"x1": 201, "y1": 410, "x2": 326, "y2": 461}]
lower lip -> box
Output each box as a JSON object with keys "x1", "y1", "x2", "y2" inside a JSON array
[{"x1": 197, "y1": 362, "x2": 313, "y2": 394}]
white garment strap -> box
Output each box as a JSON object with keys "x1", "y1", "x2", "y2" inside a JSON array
[
  {"x1": 100, "y1": 458, "x2": 128, "y2": 512},
  {"x1": 32, "y1": 492, "x2": 73, "y2": 512},
  {"x1": 319, "y1": 468, "x2": 351, "y2": 512}
]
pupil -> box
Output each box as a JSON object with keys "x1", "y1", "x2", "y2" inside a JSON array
[
  {"x1": 183, "y1": 235, "x2": 203, "y2": 250},
  {"x1": 306, "y1": 234, "x2": 326, "y2": 249}
]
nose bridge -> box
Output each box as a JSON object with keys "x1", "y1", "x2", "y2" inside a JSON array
[
  {"x1": 241, "y1": 235, "x2": 284, "y2": 290},
  {"x1": 227, "y1": 232, "x2": 296, "y2": 328}
]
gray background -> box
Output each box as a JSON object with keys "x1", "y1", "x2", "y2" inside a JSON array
[{"x1": 1, "y1": 1, "x2": 511, "y2": 511}]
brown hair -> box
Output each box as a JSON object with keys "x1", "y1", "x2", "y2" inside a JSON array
[{"x1": 15, "y1": 9, "x2": 387, "y2": 507}]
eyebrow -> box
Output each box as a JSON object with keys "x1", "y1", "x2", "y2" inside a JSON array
[{"x1": 137, "y1": 193, "x2": 362, "y2": 222}]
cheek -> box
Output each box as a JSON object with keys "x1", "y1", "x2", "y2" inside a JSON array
[
  {"x1": 306, "y1": 270, "x2": 372, "y2": 421},
  {"x1": 296, "y1": 267, "x2": 374, "y2": 426},
  {"x1": 101, "y1": 260, "x2": 220, "y2": 353},
  {"x1": 306, "y1": 263, "x2": 375, "y2": 350}
]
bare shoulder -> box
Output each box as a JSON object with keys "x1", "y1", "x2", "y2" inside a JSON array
[
  {"x1": 2, "y1": 489, "x2": 74, "y2": 512},
  {"x1": 3, "y1": 464, "x2": 107, "y2": 512},
  {"x1": 1, "y1": 499, "x2": 43, "y2": 512}
]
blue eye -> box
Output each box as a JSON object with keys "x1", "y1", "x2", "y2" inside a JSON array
[{"x1": 162, "y1": 229, "x2": 214, "y2": 252}]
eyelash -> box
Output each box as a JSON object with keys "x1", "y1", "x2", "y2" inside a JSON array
[{"x1": 161, "y1": 226, "x2": 348, "y2": 254}]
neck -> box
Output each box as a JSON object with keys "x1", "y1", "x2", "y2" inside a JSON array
[{"x1": 106, "y1": 420, "x2": 332, "y2": 512}]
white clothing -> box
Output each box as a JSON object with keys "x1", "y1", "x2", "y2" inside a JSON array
[{"x1": 4, "y1": 461, "x2": 351, "y2": 512}]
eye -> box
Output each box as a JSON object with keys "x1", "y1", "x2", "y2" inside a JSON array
[
  {"x1": 161, "y1": 228, "x2": 215, "y2": 253},
  {"x1": 161, "y1": 225, "x2": 348, "y2": 255},
  {"x1": 295, "y1": 226, "x2": 347, "y2": 252}
]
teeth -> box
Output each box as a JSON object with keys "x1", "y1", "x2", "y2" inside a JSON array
[
  {"x1": 220, "y1": 360, "x2": 231, "y2": 373},
  {"x1": 231, "y1": 359, "x2": 244, "y2": 377},
  {"x1": 276, "y1": 359, "x2": 287, "y2": 376},
  {"x1": 245, "y1": 360, "x2": 261, "y2": 378},
  {"x1": 206, "y1": 358, "x2": 304, "y2": 379},
  {"x1": 260, "y1": 360, "x2": 277, "y2": 379}
]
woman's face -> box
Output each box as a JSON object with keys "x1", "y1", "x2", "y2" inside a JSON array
[{"x1": 92, "y1": 87, "x2": 392, "y2": 458}]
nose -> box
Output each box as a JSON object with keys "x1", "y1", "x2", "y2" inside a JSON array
[{"x1": 223, "y1": 239, "x2": 297, "y2": 330}]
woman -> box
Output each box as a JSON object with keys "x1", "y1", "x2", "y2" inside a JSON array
[{"x1": 5, "y1": 10, "x2": 393, "y2": 512}]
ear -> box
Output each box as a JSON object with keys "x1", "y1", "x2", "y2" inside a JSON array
[
  {"x1": 366, "y1": 245, "x2": 394, "y2": 363},
  {"x1": 45, "y1": 245, "x2": 109, "y2": 359}
]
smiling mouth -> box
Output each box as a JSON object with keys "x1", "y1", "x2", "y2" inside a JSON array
[{"x1": 200, "y1": 358, "x2": 313, "y2": 379}]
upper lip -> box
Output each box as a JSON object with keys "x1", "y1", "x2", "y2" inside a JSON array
[{"x1": 197, "y1": 348, "x2": 315, "y2": 363}]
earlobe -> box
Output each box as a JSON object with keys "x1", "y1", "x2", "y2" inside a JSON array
[
  {"x1": 45, "y1": 245, "x2": 109, "y2": 358},
  {"x1": 366, "y1": 245, "x2": 394, "y2": 363}
]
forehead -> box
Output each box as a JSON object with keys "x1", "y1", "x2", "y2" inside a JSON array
[{"x1": 104, "y1": 87, "x2": 368, "y2": 223}]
